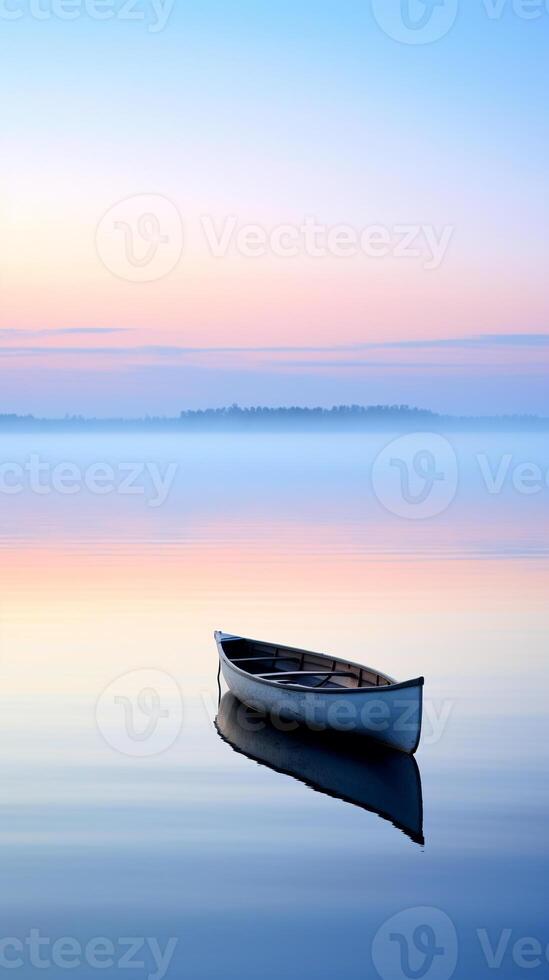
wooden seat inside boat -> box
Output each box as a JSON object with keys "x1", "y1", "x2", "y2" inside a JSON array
[{"x1": 259, "y1": 671, "x2": 356, "y2": 690}]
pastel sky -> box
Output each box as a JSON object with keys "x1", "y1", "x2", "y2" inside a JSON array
[{"x1": 1, "y1": 0, "x2": 548, "y2": 415}]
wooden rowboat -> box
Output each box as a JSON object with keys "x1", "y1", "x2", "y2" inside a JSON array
[
  {"x1": 214, "y1": 631, "x2": 424, "y2": 754},
  {"x1": 216, "y1": 692, "x2": 424, "y2": 844}
]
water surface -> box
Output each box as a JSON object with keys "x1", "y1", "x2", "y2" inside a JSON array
[{"x1": 0, "y1": 432, "x2": 547, "y2": 978}]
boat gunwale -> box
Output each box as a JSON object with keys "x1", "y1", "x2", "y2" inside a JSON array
[{"x1": 215, "y1": 631, "x2": 424, "y2": 694}]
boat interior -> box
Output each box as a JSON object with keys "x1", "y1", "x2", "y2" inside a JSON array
[{"x1": 220, "y1": 636, "x2": 392, "y2": 690}]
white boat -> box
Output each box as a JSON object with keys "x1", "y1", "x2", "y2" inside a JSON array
[
  {"x1": 214, "y1": 631, "x2": 423, "y2": 754},
  {"x1": 216, "y1": 692, "x2": 424, "y2": 844}
]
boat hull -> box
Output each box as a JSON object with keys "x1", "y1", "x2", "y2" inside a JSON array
[{"x1": 218, "y1": 642, "x2": 423, "y2": 754}]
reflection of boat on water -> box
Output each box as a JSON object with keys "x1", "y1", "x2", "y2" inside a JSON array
[{"x1": 216, "y1": 693, "x2": 424, "y2": 846}]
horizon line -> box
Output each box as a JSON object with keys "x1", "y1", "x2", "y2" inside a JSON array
[{"x1": 1, "y1": 405, "x2": 548, "y2": 423}]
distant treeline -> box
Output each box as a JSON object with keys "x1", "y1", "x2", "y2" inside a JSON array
[{"x1": 0, "y1": 405, "x2": 548, "y2": 431}]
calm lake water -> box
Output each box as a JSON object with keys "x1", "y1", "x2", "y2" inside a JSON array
[{"x1": 0, "y1": 431, "x2": 547, "y2": 979}]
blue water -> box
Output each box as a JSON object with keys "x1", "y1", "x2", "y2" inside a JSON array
[{"x1": 0, "y1": 431, "x2": 547, "y2": 979}]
